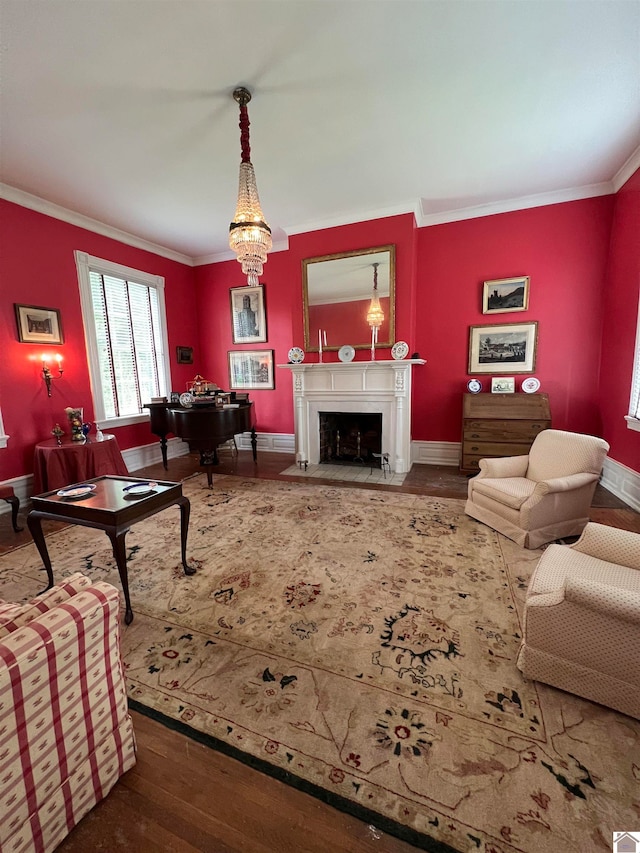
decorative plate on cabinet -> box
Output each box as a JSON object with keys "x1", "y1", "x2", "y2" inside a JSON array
[
  {"x1": 288, "y1": 346, "x2": 305, "y2": 364},
  {"x1": 467, "y1": 379, "x2": 482, "y2": 394},
  {"x1": 391, "y1": 341, "x2": 409, "y2": 360},
  {"x1": 521, "y1": 377, "x2": 541, "y2": 394},
  {"x1": 338, "y1": 345, "x2": 355, "y2": 363}
]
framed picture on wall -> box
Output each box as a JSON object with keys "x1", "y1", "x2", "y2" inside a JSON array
[
  {"x1": 468, "y1": 321, "x2": 538, "y2": 374},
  {"x1": 228, "y1": 349, "x2": 274, "y2": 390},
  {"x1": 176, "y1": 345, "x2": 194, "y2": 364},
  {"x1": 482, "y1": 276, "x2": 530, "y2": 314},
  {"x1": 230, "y1": 285, "x2": 267, "y2": 344},
  {"x1": 14, "y1": 304, "x2": 63, "y2": 344}
]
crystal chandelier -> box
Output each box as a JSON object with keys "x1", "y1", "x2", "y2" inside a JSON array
[
  {"x1": 229, "y1": 87, "x2": 272, "y2": 286},
  {"x1": 366, "y1": 263, "x2": 385, "y2": 330}
]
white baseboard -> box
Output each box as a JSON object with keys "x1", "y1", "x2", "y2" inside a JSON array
[
  {"x1": 120, "y1": 436, "x2": 190, "y2": 473},
  {"x1": 411, "y1": 440, "x2": 460, "y2": 467},
  {"x1": 235, "y1": 431, "x2": 296, "y2": 454},
  {"x1": 600, "y1": 456, "x2": 640, "y2": 513}
]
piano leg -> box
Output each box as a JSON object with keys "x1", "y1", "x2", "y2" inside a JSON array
[
  {"x1": 251, "y1": 427, "x2": 258, "y2": 462},
  {"x1": 160, "y1": 435, "x2": 168, "y2": 470},
  {"x1": 199, "y1": 449, "x2": 219, "y2": 487}
]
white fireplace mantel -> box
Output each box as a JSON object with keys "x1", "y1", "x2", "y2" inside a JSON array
[{"x1": 278, "y1": 359, "x2": 426, "y2": 473}]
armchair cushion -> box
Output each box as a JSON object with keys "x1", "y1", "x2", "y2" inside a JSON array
[
  {"x1": 0, "y1": 572, "x2": 93, "y2": 637},
  {"x1": 470, "y1": 477, "x2": 536, "y2": 510}
]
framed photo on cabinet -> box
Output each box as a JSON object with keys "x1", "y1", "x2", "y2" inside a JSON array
[
  {"x1": 482, "y1": 276, "x2": 530, "y2": 314},
  {"x1": 230, "y1": 284, "x2": 267, "y2": 344},
  {"x1": 468, "y1": 321, "x2": 538, "y2": 375},
  {"x1": 228, "y1": 349, "x2": 275, "y2": 390}
]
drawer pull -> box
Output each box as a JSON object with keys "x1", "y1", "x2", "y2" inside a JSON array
[
  {"x1": 471, "y1": 446, "x2": 479, "y2": 451},
  {"x1": 471, "y1": 433, "x2": 480, "y2": 438}
]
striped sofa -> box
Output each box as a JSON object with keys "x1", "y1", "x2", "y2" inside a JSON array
[{"x1": 0, "y1": 573, "x2": 136, "y2": 853}]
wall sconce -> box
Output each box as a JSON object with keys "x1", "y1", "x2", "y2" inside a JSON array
[{"x1": 41, "y1": 353, "x2": 63, "y2": 396}]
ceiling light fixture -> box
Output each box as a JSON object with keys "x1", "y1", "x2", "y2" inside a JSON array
[
  {"x1": 228, "y1": 87, "x2": 272, "y2": 286},
  {"x1": 366, "y1": 262, "x2": 385, "y2": 360}
]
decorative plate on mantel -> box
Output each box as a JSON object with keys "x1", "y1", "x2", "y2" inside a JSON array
[
  {"x1": 338, "y1": 345, "x2": 356, "y2": 363},
  {"x1": 287, "y1": 347, "x2": 305, "y2": 364},
  {"x1": 391, "y1": 341, "x2": 409, "y2": 360}
]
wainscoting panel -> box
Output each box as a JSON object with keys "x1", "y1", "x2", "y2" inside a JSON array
[{"x1": 601, "y1": 456, "x2": 640, "y2": 513}]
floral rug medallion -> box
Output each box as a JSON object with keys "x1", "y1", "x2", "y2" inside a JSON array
[{"x1": 2, "y1": 475, "x2": 638, "y2": 852}]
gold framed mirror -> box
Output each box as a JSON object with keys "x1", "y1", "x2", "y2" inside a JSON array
[{"x1": 302, "y1": 245, "x2": 396, "y2": 351}]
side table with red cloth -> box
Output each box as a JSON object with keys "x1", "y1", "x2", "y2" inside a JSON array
[{"x1": 32, "y1": 435, "x2": 129, "y2": 494}]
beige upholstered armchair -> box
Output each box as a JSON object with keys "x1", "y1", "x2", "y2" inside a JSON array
[
  {"x1": 517, "y1": 522, "x2": 640, "y2": 719},
  {"x1": 465, "y1": 428, "x2": 610, "y2": 549}
]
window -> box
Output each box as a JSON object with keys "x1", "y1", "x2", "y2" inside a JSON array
[
  {"x1": 627, "y1": 291, "x2": 640, "y2": 433},
  {"x1": 76, "y1": 252, "x2": 171, "y2": 427}
]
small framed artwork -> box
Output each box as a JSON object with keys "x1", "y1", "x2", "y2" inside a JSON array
[
  {"x1": 469, "y1": 321, "x2": 538, "y2": 375},
  {"x1": 230, "y1": 284, "x2": 267, "y2": 344},
  {"x1": 228, "y1": 349, "x2": 275, "y2": 390},
  {"x1": 170, "y1": 391, "x2": 182, "y2": 404},
  {"x1": 14, "y1": 304, "x2": 63, "y2": 344},
  {"x1": 176, "y1": 345, "x2": 194, "y2": 364},
  {"x1": 482, "y1": 276, "x2": 530, "y2": 314},
  {"x1": 491, "y1": 376, "x2": 515, "y2": 394}
]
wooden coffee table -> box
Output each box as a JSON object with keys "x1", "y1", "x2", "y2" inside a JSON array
[{"x1": 28, "y1": 475, "x2": 196, "y2": 624}]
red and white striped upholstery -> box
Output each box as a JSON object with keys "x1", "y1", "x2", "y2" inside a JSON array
[{"x1": 0, "y1": 575, "x2": 136, "y2": 853}]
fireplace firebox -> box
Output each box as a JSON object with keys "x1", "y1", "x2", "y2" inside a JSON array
[{"x1": 319, "y1": 412, "x2": 382, "y2": 466}]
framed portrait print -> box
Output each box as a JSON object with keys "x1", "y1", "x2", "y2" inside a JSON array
[
  {"x1": 228, "y1": 349, "x2": 275, "y2": 390},
  {"x1": 14, "y1": 304, "x2": 63, "y2": 344},
  {"x1": 230, "y1": 285, "x2": 267, "y2": 344},
  {"x1": 482, "y1": 276, "x2": 530, "y2": 314},
  {"x1": 469, "y1": 321, "x2": 538, "y2": 375}
]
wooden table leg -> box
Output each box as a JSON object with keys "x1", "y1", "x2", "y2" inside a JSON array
[
  {"x1": 251, "y1": 427, "x2": 257, "y2": 462},
  {"x1": 177, "y1": 496, "x2": 196, "y2": 576},
  {"x1": 107, "y1": 530, "x2": 134, "y2": 625},
  {"x1": 26, "y1": 512, "x2": 54, "y2": 592}
]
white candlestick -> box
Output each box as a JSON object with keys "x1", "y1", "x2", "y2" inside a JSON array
[{"x1": 323, "y1": 331, "x2": 327, "y2": 346}]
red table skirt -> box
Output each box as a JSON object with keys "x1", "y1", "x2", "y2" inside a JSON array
[{"x1": 33, "y1": 435, "x2": 129, "y2": 494}]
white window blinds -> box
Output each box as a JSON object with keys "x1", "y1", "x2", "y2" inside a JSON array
[{"x1": 76, "y1": 252, "x2": 170, "y2": 425}]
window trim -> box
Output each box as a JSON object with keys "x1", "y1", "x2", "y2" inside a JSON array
[
  {"x1": 75, "y1": 251, "x2": 172, "y2": 426},
  {"x1": 626, "y1": 287, "x2": 640, "y2": 433}
]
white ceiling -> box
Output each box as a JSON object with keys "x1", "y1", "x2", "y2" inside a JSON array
[{"x1": 1, "y1": 0, "x2": 639, "y2": 265}]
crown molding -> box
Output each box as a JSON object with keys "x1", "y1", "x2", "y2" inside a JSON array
[
  {"x1": 283, "y1": 201, "x2": 419, "y2": 238},
  {"x1": 417, "y1": 182, "x2": 613, "y2": 228},
  {"x1": 612, "y1": 144, "x2": 640, "y2": 192},
  {"x1": 0, "y1": 184, "x2": 194, "y2": 266},
  {"x1": 193, "y1": 236, "x2": 290, "y2": 267}
]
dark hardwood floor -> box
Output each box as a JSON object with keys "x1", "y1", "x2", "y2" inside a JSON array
[{"x1": 1, "y1": 451, "x2": 638, "y2": 852}]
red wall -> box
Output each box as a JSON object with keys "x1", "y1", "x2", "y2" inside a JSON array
[
  {"x1": 0, "y1": 200, "x2": 199, "y2": 481},
  {"x1": 414, "y1": 197, "x2": 615, "y2": 442},
  {"x1": 599, "y1": 168, "x2": 640, "y2": 471}
]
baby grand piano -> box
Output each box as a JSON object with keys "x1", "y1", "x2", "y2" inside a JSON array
[{"x1": 144, "y1": 399, "x2": 256, "y2": 486}]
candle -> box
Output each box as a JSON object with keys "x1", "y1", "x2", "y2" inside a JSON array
[
  {"x1": 323, "y1": 331, "x2": 327, "y2": 346},
  {"x1": 318, "y1": 329, "x2": 322, "y2": 351}
]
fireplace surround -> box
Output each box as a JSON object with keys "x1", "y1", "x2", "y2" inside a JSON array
[{"x1": 278, "y1": 359, "x2": 426, "y2": 473}]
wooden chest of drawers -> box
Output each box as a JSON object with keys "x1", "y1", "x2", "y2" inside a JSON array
[{"x1": 460, "y1": 393, "x2": 551, "y2": 474}]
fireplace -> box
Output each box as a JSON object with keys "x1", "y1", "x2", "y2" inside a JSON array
[
  {"x1": 278, "y1": 359, "x2": 426, "y2": 474},
  {"x1": 319, "y1": 412, "x2": 382, "y2": 466}
]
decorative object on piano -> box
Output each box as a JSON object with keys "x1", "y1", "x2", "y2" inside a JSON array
[
  {"x1": 51, "y1": 423, "x2": 65, "y2": 445},
  {"x1": 14, "y1": 303, "x2": 64, "y2": 344},
  {"x1": 64, "y1": 407, "x2": 84, "y2": 441},
  {"x1": 230, "y1": 284, "x2": 267, "y2": 344},
  {"x1": 179, "y1": 392, "x2": 194, "y2": 408},
  {"x1": 468, "y1": 321, "x2": 538, "y2": 375},
  {"x1": 170, "y1": 392, "x2": 181, "y2": 403},
  {"x1": 391, "y1": 340, "x2": 409, "y2": 360},
  {"x1": 482, "y1": 276, "x2": 530, "y2": 315},
  {"x1": 491, "y1": 376, "x2": 515, "y2": 394},
  {"x1": 467, "y1": 378, "x2": 482, "y2": 394},
  {"x1": 287, "y1": 346, "x2": 305, "y2": 364},
  {"x1": 228, "y1": 87, "x2": 272, "y2": 287},
  {"x1": 521, "y1": 376, "x2": 541, "y2": 394},
  {"x1": 228, "y1": 349, "x2": 275, "y2": 390},
  {"x1": 176, "y1": 346, "x2": 193, "y2": 364},
  {"x1": 39, "y1": 353, "x2": 64, "y2": 396}
]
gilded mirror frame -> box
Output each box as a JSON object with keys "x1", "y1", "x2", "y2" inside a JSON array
[{"x1": 302, "y1": 245, "x2": 396, "y2": 352}]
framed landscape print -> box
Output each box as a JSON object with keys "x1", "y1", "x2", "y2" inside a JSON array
[
  {"x1": 230, "y1": 284, "x2": 267, "y2": 344},
  {"x1": 228, "y1": 349, "x2": 275, "y2": 390},
  {"x1": 14, "y1": 304, "x2": 63, "y2": 344},
  {"x1": 468, "y1": 321, "x2": 538, "y2": 375},
  {"x1": 482, "y1": 276, "x2": 530, "y2": 314}
]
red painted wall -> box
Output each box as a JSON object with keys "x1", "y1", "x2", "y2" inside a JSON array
[
  {"x1": 599, "y1": 167, "x2": 640, "y2": 471},
  {"x1": 414, "y1": 197, "x2": 615, "y2": 443},
  {"x1": 0, "y1": 200, "x2": 199, "y2": 482}
]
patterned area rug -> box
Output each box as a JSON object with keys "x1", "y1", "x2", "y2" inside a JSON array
[{"x1": 2, "y1": 475, "x2": 639, "y2": 852}]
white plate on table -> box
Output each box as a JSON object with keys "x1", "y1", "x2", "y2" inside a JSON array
[
  {"x1": 57, "y1": 484, "x2": 97, "y2": 500},
  {"x1": 123, "y1": 481, "x2": 158, "y2": 497}
]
